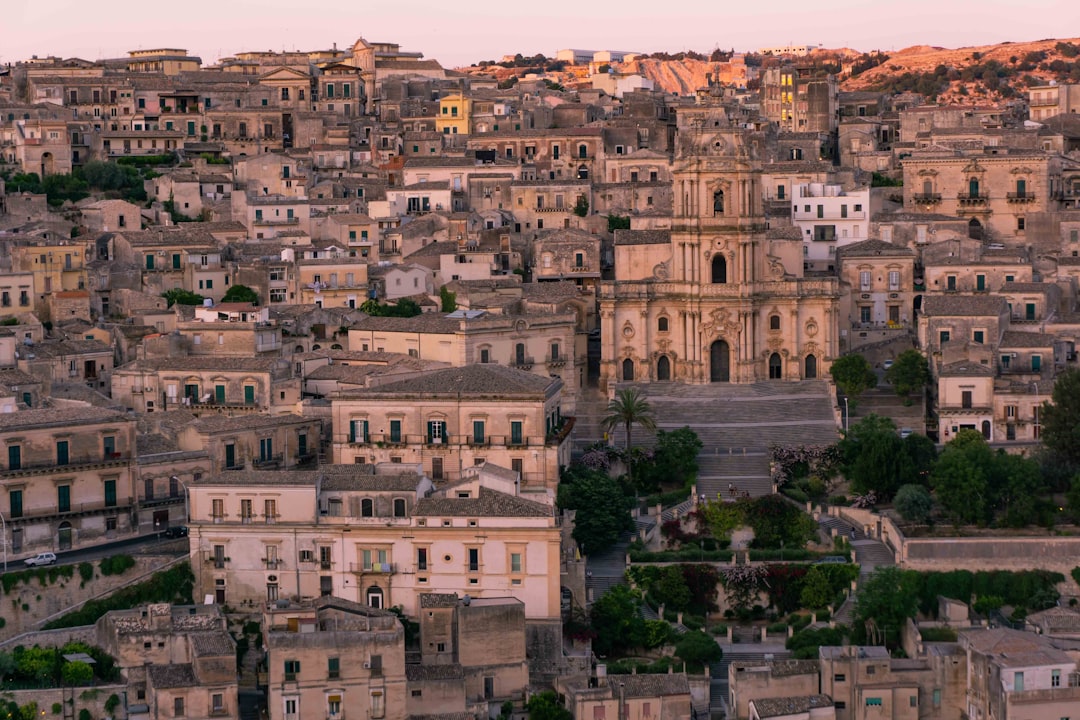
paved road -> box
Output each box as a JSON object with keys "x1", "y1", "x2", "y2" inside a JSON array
[{"x1": 1, "y1": 532, "x2": 187, "y2": 574}]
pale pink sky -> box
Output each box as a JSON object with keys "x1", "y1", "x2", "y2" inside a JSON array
[{"x1": 5, "y1": 0, "x2": 1076, "y2": 69}]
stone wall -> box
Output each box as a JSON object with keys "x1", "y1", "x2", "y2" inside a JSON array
[
  {"x1": 0, "y1": 555, "x2": 176, "y2": 642},
  {"x1": 1, "y1": 683, "x2": 128, "y2": 720},
  {"x1": 0, "y1": 624, "x2": 97, "y2": 651}
]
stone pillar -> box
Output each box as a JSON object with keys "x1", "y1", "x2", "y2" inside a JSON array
[
  {"x1": 788, "y1": 625, "x2": 794, "y2": 638},
  {"x1": 760, "y1": 626, "x2": 768, "y2": 642},
  {"x1": 726, "y1": 626, "x2": 733, "y2": 643}
]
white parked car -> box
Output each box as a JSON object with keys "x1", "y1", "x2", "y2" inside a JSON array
[
  {"x1": 883, "y1": 359, "x2": 894, "y2": 370},
  {"x1": 24, "y1": 552, "x2": 57, "y2": 567}
]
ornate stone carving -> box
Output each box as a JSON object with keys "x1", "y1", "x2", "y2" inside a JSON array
[
  {"x1": 652, "y1": 261, "x2": 670, "y2": 280},
  {"x1": 701, "y1": 308, "x2": 740, "y2": 339},
  {"x1": 621, "y1": 322, "x2": 635, "y2": 339},
  {"x1": 805, "y1": 319, "x2": 819, "y2": 338},
  {"x1": 766, "y1": 254, "x2": 786, "y2": 280}
]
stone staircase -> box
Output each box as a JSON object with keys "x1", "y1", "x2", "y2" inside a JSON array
[
  {"x1": 609, "y1": 381, "x2": 840, "y2": 499},
  {"x1": 585, "y1": 531, "x2": 633, "y2": 601},
  {"x1": 814, "y1": 514, "x2": 896, "y2": 627}
]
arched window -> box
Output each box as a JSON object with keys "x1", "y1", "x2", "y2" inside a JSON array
[
  {"x1": 656, "y1": 356, "x2": 671, "y2": 381},
  {"x1": 294, "y1": 345, "x2": 304, "y2": 353},
  {"x1": 361, "y1": 498, "x2": 374, "y2": 517},
  {"x1": 657, "y1": 317, "x2": 669, "y2": 332},
  {"x1": 968, "y1": 177, "x2": 980, "y2": 198},
  {"x1": 577, "y1": 165, "x2": 589, "y2": 180},
  {"x1": 804, "y1": 355, "x2": 818, "y2": 379},
  {"x1": 711, "y1": 255, "x2": 727, "y2": 284},
  {"x1": 922, "y1": 179, "x2": 933, "y2": 196},
  {"x1": 622, "y1": 358, "x2": 634, "y2": 382},
  {"x1": 578, "y1": 144, "x2": 588, "y2": 159},
  {"x1": 515, "y1": 343, "x2": 526, "y2": 365},
  {"x1": 769, "y1": 315, "x2": 781, "y2": 331},
  {"x1": 981, "y1": 420, "x2": 991, "y2": 440},
  {"x1": 713, "y1": 190, "x2": 724, "y2": 215},
  {"x1": 393, "y1": 498, "x2": 407, "y2": 517},
  {"x1": 366, "y1": 586, "x2": 384, "y2": 609}
]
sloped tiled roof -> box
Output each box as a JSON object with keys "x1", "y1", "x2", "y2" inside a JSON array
[
  {"x1": 342, "y1": 364, "x2": 555, "y2": 398},
  {"x1": 414, "y1": 486, "x2": 551, "y2": 518}
]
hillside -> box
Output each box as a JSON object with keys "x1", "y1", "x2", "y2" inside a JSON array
[
  {"x1": 841, "y1": 37, "x2": 1080, "y2": 102},
  {"x1": 458, "y1": 37, "x2": 1080, "y2": 104}
]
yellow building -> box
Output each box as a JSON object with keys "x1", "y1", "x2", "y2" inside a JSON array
[{"x1": 436, "y1": 93, "x2": 472, "y2": 136}]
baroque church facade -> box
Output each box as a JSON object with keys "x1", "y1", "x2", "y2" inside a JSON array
[{"x1": 599, "y1": 104, "x2": 841, "y2": 389}]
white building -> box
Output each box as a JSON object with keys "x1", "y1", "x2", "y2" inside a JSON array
[{"x1": 792, "y1": 183, "x2": 871, "y2": 270}]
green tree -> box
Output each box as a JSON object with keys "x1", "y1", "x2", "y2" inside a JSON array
[
  {"x1": 651, "y1": 566, "x2": 692, "y2": 611},
  {"x1": 932, "y1": 443, "x2": 988, "y2": 525},
  {"x1": 439, "y1": 286, "x2": 457, "y2": 312},
  {"x1": 885, "y1": 349, "x2": 930, "y2": 402},
  {"x1": 607, "y1": 214, "x2": 631, "y2": 232},
  {"x1": 573, "y1": 194, "x2": 589, "y2": 217},
  {"x1": 636, "y1": 427, "x2": 702, "y2": 493},
  {"x1": 80, "y1": 160, "x2": 128, "y2": 190},
  {"x1": 557, "y1": 466, "x2": 634, "y2": 555},
  {"x1": 61, "y1": 661, "x2": 93, "y2": 686},
  {"x1": 931, "y1": 430, "x2": 994, "y2": 525},
  {"x1": 903, "y1": 433, "x2": 938, "y2": 483},
  {"x1": 674, "y1": 630, "x2": 723, "y2": 668},
  {"x1": 601, "y1": 387, "x2": 657, "y2": 484},
  {"x1": 854, "y1": 566, "x2": 919, "y2": 647},
  {"x1": 830, "y1": 353, "x2": 877, "y2": 407},
  {"x1": 1041, "y1": 368, "x2": 1080, "y2": 467},
  {"x1": 161, "y1": 289, "x2": 205, "y2": 308},
  {"x1": 589, "y1": 584, "x2": 649, "y2": 656},
  {"x1": 525, "y1": 690, "x2": 572, "y2": 720},
  {"x1": 840, "y1": 415, "x2": 915, "y2": 497},
  {"x1": 14, "y1": 646, "x2": 56, "y2": 681},
  {"x1": 799, "y1": 566, "x2": 834, "y2": 609},
  {"x1": 894, "y1": 484, "x2": 933, "y2": 524},
  {"x1": 221, "y1": 284, "x2": 259, "y2": 305}
]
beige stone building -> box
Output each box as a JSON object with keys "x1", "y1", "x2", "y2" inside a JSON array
[
  {"x1": 960, "y1": 627, "x2": 1080, "y2": 720},
  {"x1": 0, "y1": 407, "x2": 136, "y2": 557},
  {"x1": 346, "y1": 310, "x2": 581, "y2": 412},
  {"x1": 599, "y1": 105, "x2": 840, "y2": 388},
  {"x1": 95, "y1": 603, "x2": 237, "y2": 720},
  {"x1": 265, "y1": 598, "x2": 406, "y2": 720},
  {"x1": 836, "y1": 239, "x2": 916, "y2": 332},
  {"x1": 110, "y1": 355, "x2": 299, "y2": 414},
  {"x1": 185, "y1": 463, "x2": 562, "y2": 621},
  {"x1": 330, "y1": 364, "x2": 570, "y2": 489},
  {"x1": 557, "y1": 672, "x2": 694, "y2": 720},
  {"x1": 900, "y1": 151, "x2": 1077, "y2": 241},
  {"x1": 417, "y1": 594, "x2": 531, "y2": 711},
  {"x1": 175, "y1": 412, "x2": 321, "y2": 472}
]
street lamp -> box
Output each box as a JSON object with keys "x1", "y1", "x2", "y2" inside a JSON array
[{"x1": 843, "y1": 397, "x2": 849, "y2": 432}]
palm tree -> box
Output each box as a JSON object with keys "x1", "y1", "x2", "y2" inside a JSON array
[{"x1": 601, "y1": 387, "x2": 657, "y2": 482}]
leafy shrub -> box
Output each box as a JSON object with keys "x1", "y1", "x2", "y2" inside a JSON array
[
  {"x1": 78, "y1": 710, "x2": 92, "y2": 720},
  {"x1": 98, "y1": 555, "x2": 135, "y2": 577},
  {"x1": 51, "y1": 704, "x2": 62, "y2": 715},
  {"x1": 77, "y1": 563, "x2": 94, "y2": 583},
  {"x1": 782, "y1": 487, "x2": 809, "y2": 503},
  {"x1": 767, "y1": 622, "x2": 788, "y2": 634}
]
